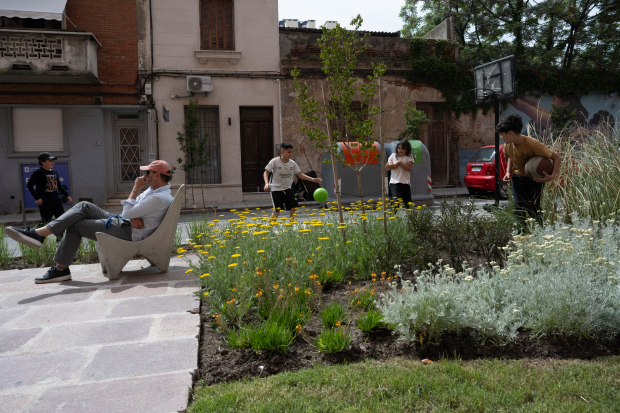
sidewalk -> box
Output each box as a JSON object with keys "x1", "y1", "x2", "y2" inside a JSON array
[{"x1": 0, "y1": 256, "x2": 200, "y2": 413}]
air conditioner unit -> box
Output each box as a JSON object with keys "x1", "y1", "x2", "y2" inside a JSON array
[{"x1": 187, "y1": 76, "x2": 214, "y2": 93}]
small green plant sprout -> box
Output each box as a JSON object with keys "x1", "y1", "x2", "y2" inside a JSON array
[
  {"x1": 225, "y1": 326, "x2": 251, "y2": 349},
  {"x1": 320, "y1": 301, "x2": 347, "y2": 328},
  {"x1": 314, "y1": 327, "x2": 352, "y2": 353},
  {"x1": 0, "y1": 223, "x2": 14, "y2": 269},
  {"x1": 176, "y1": 98, "x2": 210, "y2": 209},
  {"x1": 399, "y1": 99, "x2": 430, "y2": 141},
  {"x1": 292, "y1": 15, "x2": 386, "y2": 227},
  {"x1": 356, "y1": 310, "x2": 387, "y2": 332}
]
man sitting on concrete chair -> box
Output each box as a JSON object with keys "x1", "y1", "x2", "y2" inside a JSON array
[{"x1": 5, "y1": 160, "x2": 174, "y2": 284}]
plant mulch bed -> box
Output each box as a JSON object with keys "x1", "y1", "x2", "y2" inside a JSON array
[{"x1": 197, "y1": 276, "x2": 620, "y2": 386}]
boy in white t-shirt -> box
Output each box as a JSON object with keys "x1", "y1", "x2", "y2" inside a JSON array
[
  {"x1": 263, "y1": 142, "x2": 322, "y2": 219},
  {"x1": 386, "y1": 139, "x2": 415, "y2": 207}
]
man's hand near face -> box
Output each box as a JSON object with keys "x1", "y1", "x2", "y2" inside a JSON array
[{"x1": 130, "y1": 218, "x2": 144, "y2": 229}]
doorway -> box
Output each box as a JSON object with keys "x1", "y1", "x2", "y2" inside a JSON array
[
  {"x1": 113, "y1": 112, "x2": 146, "y2": 193},
  {"x1": 417, "y1": 104, "x2": 449, "y2": 187},
  {"x1": 240, "y1": 107, "x2": 273, "y2": 192}
]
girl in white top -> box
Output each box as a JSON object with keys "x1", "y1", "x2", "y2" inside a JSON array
[{"x1": 386, "y1": 139, "x2": 415, "y2": 207}]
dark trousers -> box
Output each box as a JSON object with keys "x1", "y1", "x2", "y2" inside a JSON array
[
  {"x1": 390, "y1": 183, "x2": 412, "y2": 208},
  {"x1": 38, "y1": 195, "x2": 65, "y2": 225},
  {"x1": 512, "y1": 173, "x2": 544, "y2": 229}
]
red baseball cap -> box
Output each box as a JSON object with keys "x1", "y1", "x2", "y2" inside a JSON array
[{"x1": 140, "y1": 160, "x2": 172, "y2": 175}]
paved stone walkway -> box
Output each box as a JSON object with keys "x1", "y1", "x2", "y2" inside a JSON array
[{"x1": 0, "y1": 257, "x2": 201, "y2": 413}]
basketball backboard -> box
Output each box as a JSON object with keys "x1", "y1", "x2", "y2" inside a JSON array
[{"x1": 474, "y1": 55, "x2": 517, "y2": 104}]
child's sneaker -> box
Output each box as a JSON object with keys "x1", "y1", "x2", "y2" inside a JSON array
[
  {"x1": 5, "y1": 226, "x2": 45, "y2": 249},
  {"x1": 35, "y1": 266, "x2": 71, "y2": 284}
]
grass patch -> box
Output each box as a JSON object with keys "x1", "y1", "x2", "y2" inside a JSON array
[
  {"x1": 356, "y1": 310, "x2": 386, "y2": 332},
  {"x1": 189, "y1": 357, "x2": 620, "y2": 412}
]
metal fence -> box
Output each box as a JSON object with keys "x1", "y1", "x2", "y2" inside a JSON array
[{"x1": 187, "y1": 106, "x2": 221, "y2": 184}]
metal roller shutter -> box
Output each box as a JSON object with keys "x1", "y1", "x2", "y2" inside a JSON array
[{"x1": 12, "y1": 108, "x2": 64, "y2": 152}]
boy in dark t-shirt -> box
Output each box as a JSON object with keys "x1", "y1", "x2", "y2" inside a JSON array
[{"x1": 26, "y1": 152, "x2": 72, "y2": 227}]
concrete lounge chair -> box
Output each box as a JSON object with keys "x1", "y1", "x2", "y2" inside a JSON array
[{"x1": 95, "y1": 185, "x2": 185, "y2": 280}]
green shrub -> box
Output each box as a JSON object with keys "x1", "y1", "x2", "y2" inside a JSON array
[
  {"x1": 356, "y1": 310, "x2": 386, "y2": 332},
  {"x1": 225, "y1": 327, "x2": 250, "y2": 349},
  {"x1": 314, "y1": 327, "x2": 352, "y2": 353},
  {"x1": 19, "y1": 235, "x2": 57, "y2": 267},
  {"x1": 320, "y1": 302, "x2": 347, "y2": 328},
  {"x1": 75, "y1": 238, "x2": 98, "y2": 263},
  {"x1": 248, "y1": 320, "x2": 296, "y2": 353}
]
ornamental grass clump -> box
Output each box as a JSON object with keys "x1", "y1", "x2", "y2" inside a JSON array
[
  {"x1": 314, "y1": 327, "x2": 352, "y2": 354},
  {"x1": 356, "y1": 310, "x2": 387, "y2": 332},
  {"x1": 379, "y1": 217, "x2": 620, "y2": 345},
  {"x1": 0, "y1": 224, "x2": 14, "y2": 268},
  {"x1": 248, "y1": 319, "x2": 296, "y2": 353},
  {"x1": 320, "y1": 302, "x2": 347, "y2": 328}
]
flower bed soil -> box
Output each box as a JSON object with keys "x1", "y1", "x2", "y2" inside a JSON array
[{"x1": 196, "y1": 276, "x2": 620, "y2": 386}]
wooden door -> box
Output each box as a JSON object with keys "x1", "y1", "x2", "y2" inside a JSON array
[
  {"x1": 240, "y1": 107, "x2": 273, "y2": 192},
  {"x1": 418, "y1": 104, "x2": 448, "y2": 186}
]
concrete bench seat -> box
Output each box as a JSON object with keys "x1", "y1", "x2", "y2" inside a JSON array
[{"x1": 95, "y1": 185, "x2": 185, "y2": 280}]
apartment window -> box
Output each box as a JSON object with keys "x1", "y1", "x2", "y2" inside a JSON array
[
  {"x1": 186, "y1": 106, "x2": 221, "y2": 184},
  {"x1": 12, "y1": 108, "x2": 64, "y2": 152},
  {"x1": 200, "y1": 0, "x2": 234, "y2": 50}
]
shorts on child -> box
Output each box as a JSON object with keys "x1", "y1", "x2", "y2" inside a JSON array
[{"x1": 271, "y1": 189, "x2": 298, "y2": 211}]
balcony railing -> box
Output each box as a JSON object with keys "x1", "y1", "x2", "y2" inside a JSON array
[{"x1": 0, "y1": 28, "x2": 101, "y2": 84}]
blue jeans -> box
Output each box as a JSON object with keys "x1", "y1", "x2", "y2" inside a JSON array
[{"x1": 512, "y1": 173, "x2": 544, "y2": 229}]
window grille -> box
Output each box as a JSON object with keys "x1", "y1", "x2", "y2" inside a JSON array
[{"x1": 187, "y1": 106, "x2": 221, "y2": 184}]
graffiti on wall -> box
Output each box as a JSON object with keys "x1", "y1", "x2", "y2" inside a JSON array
[{"x1": 502, "y1": 93, "x2": 619, "y2": 137}]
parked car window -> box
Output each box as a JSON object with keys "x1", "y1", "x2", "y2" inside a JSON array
[{"x1": 469, "y1": 147, "x2": 496, "y2": 162}]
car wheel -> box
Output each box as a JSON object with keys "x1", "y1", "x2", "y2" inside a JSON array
[{"x1": 500, "y1": 182, "x2": 509, "y2": 199}]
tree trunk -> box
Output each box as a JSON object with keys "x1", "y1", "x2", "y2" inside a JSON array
[
  {"x1": 378, "y1": 77, "x2": 387, "y2": 233},
  {"x1": 356, "y1": 168, "x2": 366, "y2": 234},
  {"x1": 321, "y1": 82, "x2": 345, "y2": 226}
]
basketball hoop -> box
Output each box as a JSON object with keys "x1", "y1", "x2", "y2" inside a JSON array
[{"x1": 473, "y1": 55, "x2": 518, "y2": 206}]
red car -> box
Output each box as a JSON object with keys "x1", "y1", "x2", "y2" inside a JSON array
[{"x1": 464, "y1": 144, "x2": 512, "y2": 198}]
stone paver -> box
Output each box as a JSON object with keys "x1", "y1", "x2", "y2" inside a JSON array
[
  {"x1": 95, "y1": 283, "x2": 169, "y2": 300},
  {"x1": 107, "y1": 294, "x2": 199, "y2": 318},
  {"x1": 0, "y1": 394, "x2": 37, "y2": 413},
  {"x1": 0, "y1": 258, "x2": 201, "y2": 412},
  {"x1": 157, "y1": 313, "x2": 200, "y2": 338},
  {"x1": 0, "y1": 328, "x2": 41, "y2": 354},
  {"x1": 22, "y1": 318, "x2": 153, "y2": 354},
  {"x1": 0, "y1": 349, "x2": 90, "y2": 390},
  {"x1": 28, "y1": 372, "x2": 193, "y2": 413},
  {"x1": 11, "y1": 301, "x2": 111, "y2": 329},
  {"x1": 0, "y1": 308, "x2": 27, "y2": 327},
  {"x1": 81, "y1": 338, "x2": 198, "y2": 381}
]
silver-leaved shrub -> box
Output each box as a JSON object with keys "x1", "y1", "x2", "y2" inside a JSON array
[{"x1": 378, "y1": 217, "x2": 620, "y2": 345}]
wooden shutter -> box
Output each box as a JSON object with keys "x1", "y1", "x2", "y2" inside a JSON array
[
  {"x1": 200, "y1": 0, "x2": 234, "y2": 51},
  {"x1": 12, "y1": 108, "x2": 64, "y2": 152}
]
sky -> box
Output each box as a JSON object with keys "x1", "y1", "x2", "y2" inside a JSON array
[{"x1": 278, "y1": 0, "x2": 405, "y2": 33}]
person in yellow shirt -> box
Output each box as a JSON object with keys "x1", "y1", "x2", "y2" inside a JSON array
[{"x1": 499, "y1": 114, "x2": 561, "y2": 228}]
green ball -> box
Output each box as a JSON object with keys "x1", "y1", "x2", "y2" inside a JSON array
[{"x1": 313, "y1": 187, "x2": 328, "y2": 203}]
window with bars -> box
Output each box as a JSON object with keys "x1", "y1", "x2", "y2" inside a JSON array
[
  {"x1": 186, "y1": 106, "x2": 221, "y2": 184},
  {"x1": 200, "y1": 0, "x2": 234, "y2": 51}
]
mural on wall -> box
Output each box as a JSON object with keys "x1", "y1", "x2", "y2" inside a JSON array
[{"x1": 502, "y1": 92, "x2": 619, "y2": 138}]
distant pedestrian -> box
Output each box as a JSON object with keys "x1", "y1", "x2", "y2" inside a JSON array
[
  {"x1": 263, "y1": 142, "x2": 322, "y2": 219},
  {"x1": 26, "y1": 152, "x2": 72, "y2": 229},
  {"x1": 386, "y1": 139, "x2": 414, "y2": 208},
  {"x1": 499, "y1": 114, "x2": 562, "y2": 229}
]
